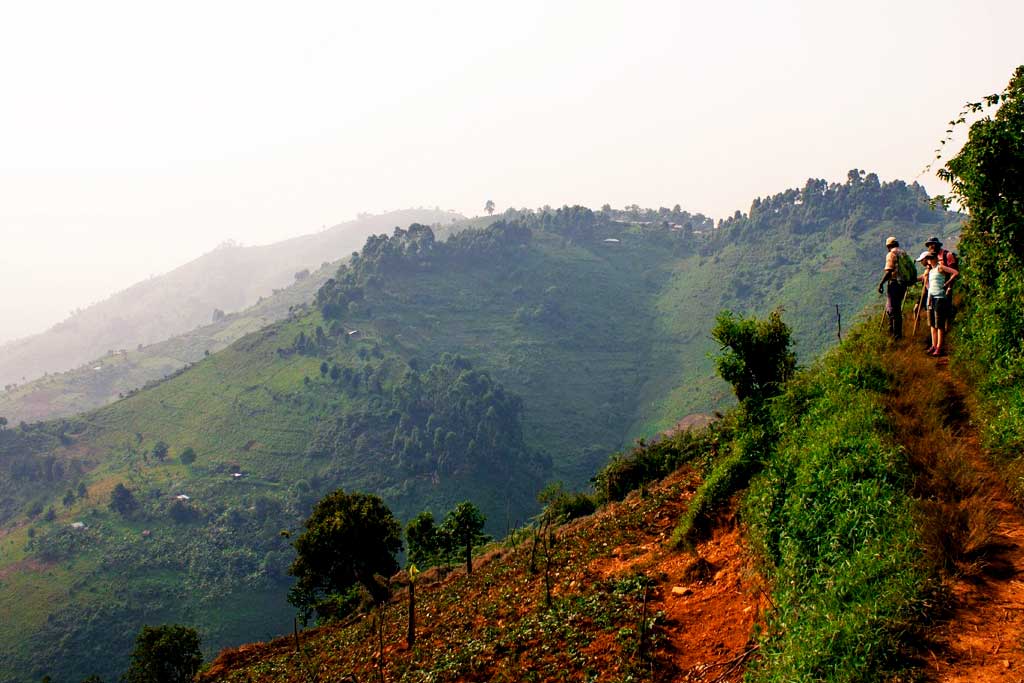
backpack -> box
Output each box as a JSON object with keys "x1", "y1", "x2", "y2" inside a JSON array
[
  {"x1": 895, "y1": 249, "x2": 917, "y2": 285},
  {"x1": 939, "y1": 249, "x2": 958, "y2": 269}
]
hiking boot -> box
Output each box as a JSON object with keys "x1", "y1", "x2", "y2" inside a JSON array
[{"x1": 926, "y1": 346, "x2": 936, "y2": 354}]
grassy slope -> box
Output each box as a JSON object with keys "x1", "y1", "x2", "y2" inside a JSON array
[
  {"x1": 0, "y1": 203, "x2": 959, "y2": 682},
  {"x1": 199, "y1": 320, "x2": 939, "y2": 683},
  {"x1": 628, "y1": 218, "x2": 956, "y2": 437}
]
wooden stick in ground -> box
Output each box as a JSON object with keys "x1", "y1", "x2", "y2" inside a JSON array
[{"x1": 912, "y1": 283, "x2": 928, "y2": 336}]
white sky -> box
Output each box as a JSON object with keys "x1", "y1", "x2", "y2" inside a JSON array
[{"x1": 0, "y1": 0, "x2": 1021, "y2": 343}]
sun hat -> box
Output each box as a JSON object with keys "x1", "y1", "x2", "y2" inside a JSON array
[
  {"x1": 917, "y1": 251, "x2": 936, "y2": 262},
  {"x1": 924, "y1": 236, "x2": 942, "y2": 247},
  {"x1": 885, "y1": 236, "x2": 898, "y2": 247}
]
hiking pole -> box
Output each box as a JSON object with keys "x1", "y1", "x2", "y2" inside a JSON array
[{"x1": 912, "y1": 283, "x2": 928, "y2": 336}]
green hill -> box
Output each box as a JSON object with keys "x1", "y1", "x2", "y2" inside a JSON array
[
  {"x1": 0, "y1": 172, "x2": 961, "y2": 682},
  {"x1": 0, "y1": 213, "x2": 486, "y2": 425},
  {"x1": 0, "y1": 209, "x2": 464, "y2": 391}
]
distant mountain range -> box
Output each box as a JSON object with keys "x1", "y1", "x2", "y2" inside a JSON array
[{"x1": 0, "y1": 209, "x2": 462, "y2": 389}]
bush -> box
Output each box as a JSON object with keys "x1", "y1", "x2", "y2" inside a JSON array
[
  {"x1": 179, "y1": 447, "x2": 196, "y2": 466},
  {"x1": 109, "y1": 483, "x2": 139, "y2": 516},
  {"x1": 537, "y1": 482, "x2": 596, "y2": 523},
  {"x1": 593, "y1": 426, "x2": 722, "y2": 504}
]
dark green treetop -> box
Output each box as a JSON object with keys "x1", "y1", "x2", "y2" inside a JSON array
[
  {"x1": 179, "y1": 447, "x2": 196, "y2": 466},
  {"x1": 440, "y1": 501, "x2": 489, "y2": 576},
  {"x1": 288, "y1": 490, "x2": 402, "y2": 617},
  {"x1": 120, "y1": 624, "x2": 201, "y2": 683},
  {"x1": 406, "y1": 511, "x2": 444, "y2": 567},
  {"x1": 108, "y1": 483, "x2": 139, "y2": 517}
]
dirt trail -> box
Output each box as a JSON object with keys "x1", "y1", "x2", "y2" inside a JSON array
[{"x1": 888, "y1": 337, "x2": 1024, "y2": 681}]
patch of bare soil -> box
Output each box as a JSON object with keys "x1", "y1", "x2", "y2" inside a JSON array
[
  {"x1": 889, "y1": 334, "x2": 1024, "y2": 681},
  {"x1": 202, "y1": 467, "x2": 764, "y2": 682},
  {"x1": 646, "y1": 525, "x2": 764, "y2": 681},
  {"x1": 0, "y1": 557, "x2": 51, "y2": 582},
  {"x1": 589, "y1": 479, "x2": 764, "y2": 681}
]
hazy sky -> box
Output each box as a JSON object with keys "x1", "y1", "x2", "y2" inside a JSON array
[{"x1": 1, "y1": 0, "x2": 1021, "y2": 344}]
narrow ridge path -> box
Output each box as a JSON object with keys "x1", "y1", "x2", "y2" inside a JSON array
[{"x1": 888, "y1": 338, "x2": 1024, "y2": 682}]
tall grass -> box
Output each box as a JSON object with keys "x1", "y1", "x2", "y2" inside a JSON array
[{"x1": 744, "y1": 326, "x2": 935, "y2": 680}]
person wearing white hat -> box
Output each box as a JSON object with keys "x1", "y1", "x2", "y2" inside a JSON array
[{"x1": 918, "y1": 251, "x2": 959, "y2": 356}]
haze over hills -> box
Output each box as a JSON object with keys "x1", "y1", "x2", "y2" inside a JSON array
[
  {"x1": 0, "y1": 213, "x2": 488, "y2": 425},
  {"x1": 0, "y1": 208, "x2": 461, "y2": 389},
  {"x1": 0, "y1": 172, "x2": 963, "y2": 682}
]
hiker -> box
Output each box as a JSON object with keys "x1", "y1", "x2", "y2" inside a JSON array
[
  {"x1": 924, "y1": 236, "x2": 958, "y2": 269},
  {"x1": 877, "y1": 236, "x2": 916, "y2": 341},
  {"x1": 924, "y1": 236, "x2": 959, "y2": 328},
  {"x1": 918, "y1": 251, "x2": 959, "y2": 356}
]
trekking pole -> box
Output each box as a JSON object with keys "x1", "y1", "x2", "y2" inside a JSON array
[{"x1": 912, "y1": 283, "x2": 928, "y2": 336}]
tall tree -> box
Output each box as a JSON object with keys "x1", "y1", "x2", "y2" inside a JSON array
[
  {"x1": 440, "y1": 501, "x2": 489, "y2": 576},
  {"x1": 121, "y1": 624, "x2": 202, "y2": 683},
  {"x1": 406, "y1": 511, "x2": 444, "y2": 567},
  {"x1": 288, "y1": 490, "x2": 402, "y2": 617},
  {"x1": 939, "y1": 66, "x2": 1024, "y2": 289},
  {"x1": 484, "y1": 199, "x2": 496, "y2": 216}
]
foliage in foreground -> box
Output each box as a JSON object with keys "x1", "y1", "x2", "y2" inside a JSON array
[
  {"x1": 671, "y1": 308, "x2": 795, "y2": 548},
  {"x1": 744, "y1": 326, "x2": 933, "y2": 680},
  {"x1": 594, "y1": 312, "x2": 934, "y2": 680},
  {"x1": 942, "y1": 65, "x2": 1024, "y2": 496}
]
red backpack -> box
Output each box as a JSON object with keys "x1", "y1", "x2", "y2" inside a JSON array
[{"x1": 939, "y1": 249, "x2": 958, "y2": 269}]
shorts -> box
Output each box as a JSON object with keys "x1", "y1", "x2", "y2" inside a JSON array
[{"x1": 929, "y1": 296, "x2": 951, "y2": 329}]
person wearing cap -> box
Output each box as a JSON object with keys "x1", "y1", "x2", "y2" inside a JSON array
[
  {"x1": 918, "y1": 251, "x2": 959, "y2": 356},
  {"x1": 924, "y1": 236, "x2": 959, "y2": 330},
  {"x1": 877, "y1": 236, "x2": 911, "y2": 340}
]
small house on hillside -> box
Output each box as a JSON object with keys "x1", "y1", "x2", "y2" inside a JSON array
[
  {"x1": 603, "y1": 238, "x2": 621, "y2": 244},
  {"x1": 175, "y1": 494, "x2": 190, "y2": 501},
  {"x1": 347, "y1": 329, "x2": 362, "y2": 340},
  {"x1": 70, "y1": 522, "x2": 86, "y2": 530}
]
